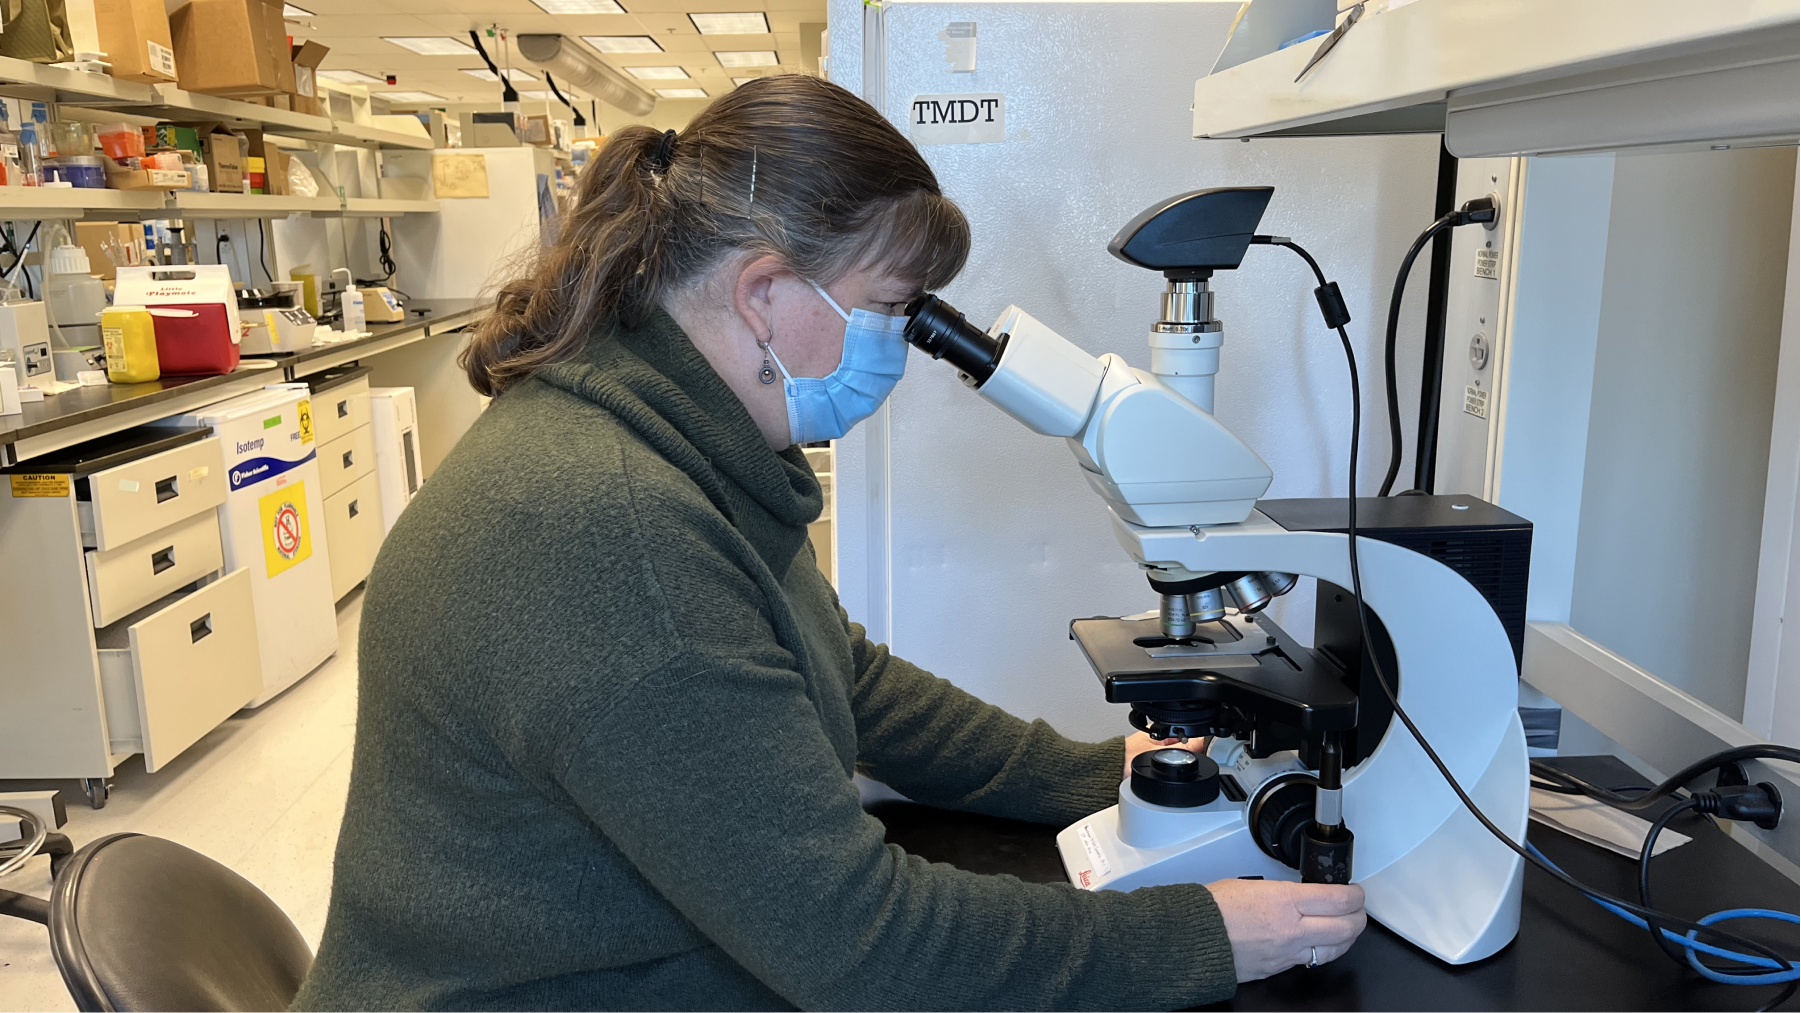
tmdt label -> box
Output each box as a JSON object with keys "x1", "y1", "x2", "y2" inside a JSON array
[{"x1": 909, "y1": 93, "x2": 1006, "y2": 145}]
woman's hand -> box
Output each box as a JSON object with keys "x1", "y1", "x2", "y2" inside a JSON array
[
  {"x1": 1122, "y1": 731, "x2": 1211, "y2": 779},
  {"x1": 1206, "y1": 878, "x2": 1367, "y2": 981}
]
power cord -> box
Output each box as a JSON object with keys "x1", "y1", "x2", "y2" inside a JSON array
[
  {"x1": 1377, "y1": 198, "x2": 1497, "y2": 496},
  {"x1": 255, "y1": 219, "x2": 272, "y2": 285},
  {"x1": 1251, "y1": 233, "x2": 1799, "y2": 1009}
]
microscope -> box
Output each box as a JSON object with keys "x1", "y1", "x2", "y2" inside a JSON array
[{"x1": 902, "y1": 188, "x2": 1534, "y2": 965}]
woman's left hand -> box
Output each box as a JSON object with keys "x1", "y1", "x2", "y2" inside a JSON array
[{"x1": 1123, "y1": 731, "x2": 1212, "y2": 779}]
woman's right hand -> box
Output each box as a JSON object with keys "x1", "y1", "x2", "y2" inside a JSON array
[{"x1": 1205, "y1": 878, "x2": 1367, "y2": 982}]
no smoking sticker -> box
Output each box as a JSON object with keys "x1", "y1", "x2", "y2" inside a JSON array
[{"x1": 258, "y1": 480, "x2": 312, "y2": 577}]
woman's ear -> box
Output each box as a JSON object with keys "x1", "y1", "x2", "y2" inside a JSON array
[{"x1": 733, "y1": 254, "x2": 788, "y2": 343}]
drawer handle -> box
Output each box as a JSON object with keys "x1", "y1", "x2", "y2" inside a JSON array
[
  {"x1": 189, "y1": 614, "x2": 212, "y2": 643},
  {"x1": 337, "y1": 400, "x2": 350, "y2": 419},
  {"x1": 151, "y1": 546, "x2": 175, "y2": 575},
  {"x1": 154, "y1": 476, "x2": 179, "y2": 503},
  {"x1": 342, "y1": 449, "x2": 354, "y2": 469},
  {"x1": 348, "y1": 499, "x2": 359, "y2": 519}
]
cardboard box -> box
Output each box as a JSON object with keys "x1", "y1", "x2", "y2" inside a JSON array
[
  {"x1": 289, "y1": 41, "x2": 329, "y2": 117},
  {"x1": 238, "y1": 129, "x2": 290, "y2": 195},
  {"x1": 168, "y1": 0, "x2": 290, "y2": 97},
  {"x1": 107, "y1": 167, "x2": 191, "y2": 190},
  {"x1": 95, "y1": 0, "x2": 178, "y2": 83},
  {"x1": 75, "y1": 222, "x2": 140, "y2": 280},
  {"x1": 201, "y1": 128, "x2": 244, "y2": 192},
  {"x1": 144, "y1": 124, "x2": 201, "y2": 156}
]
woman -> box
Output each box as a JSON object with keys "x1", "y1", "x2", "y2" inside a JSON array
[{"x1": 295, "y1": 75, "x2": 1365, "y2": 1011}]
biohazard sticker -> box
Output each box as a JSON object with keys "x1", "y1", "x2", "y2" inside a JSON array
[
  {"x1": 296, "y1": 399, "x2": 314, "y2": 444},
  {"x1": 259, "y1": 481, "x2": 313, "y2": 578}
]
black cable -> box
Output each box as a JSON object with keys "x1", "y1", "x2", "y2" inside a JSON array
[
  {"x1": 255, "y1": 219, "x2": 272, "y2": 284},
  {"x1": 1641, "y1": 799, "x2": 1704, "y2": 965},
  {"x1": 10, "y1": 221, "x2": 40, "y2": 299},
  {"x1": 543, "y1": 72, "x2": 587, "y2": 128},
  {"x1": 1259, "y1": 236, "x2": 1798, "y2": 998},
  {"x1": 377, "y1": 218, "x2": 397, "y2": 281},
  {"x1": 1533, "y1": 748, "x2": 1796, "y2": 813},
  {"x1": 1379, "y1": 214, "x2": 1454, "y2": 496},
  {"x1": 469, "y1": 30, "x2": 519, "y2": 104},
  {"x1": 1762, "y1": 980, "x2": 1799, "y2": 1012}
]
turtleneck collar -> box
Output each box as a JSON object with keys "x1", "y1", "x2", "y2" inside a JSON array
[{"x1": 533, "y1": 309, "x2": 823, "y2": 578}]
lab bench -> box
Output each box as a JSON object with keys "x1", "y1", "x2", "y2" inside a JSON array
[{"x1": 868, "y1": 755, "x2": 1798, "y2": 1012}]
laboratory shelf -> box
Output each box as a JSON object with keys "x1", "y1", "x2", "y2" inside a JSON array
[
  {"x1": 1192, "y1": 0, "x2": 1798, "y2": 157},
  {"x1": 0, "y1": 56, "x2": 155, "y2": 106},
  {"x1": 324, "y1": 197, "x2": 440, "y2": 217},
  {"x1": 165, "y1": 191, "x2": 343, "y2": 218},
  {"x1": 329, "y1": 121, "x2": 434, "y2": 151},
  {"x1": 0, "y1": 187, "x2": 167, "y2": 221}
]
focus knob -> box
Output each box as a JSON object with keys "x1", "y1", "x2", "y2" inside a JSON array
[{"x1": 1131, "y1": 747, "x2": 1221, "y2": 808}]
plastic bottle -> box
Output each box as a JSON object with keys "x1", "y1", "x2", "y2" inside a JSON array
[
  {"x1": 16, "y1": 124, "x2": 41, "y2": 186},
  {"x1": 43, "y1": 243, "x2": 109, "y2": 350},
  {"x1": 100, "y1": 306, "x2": 159, "y2": 383}
]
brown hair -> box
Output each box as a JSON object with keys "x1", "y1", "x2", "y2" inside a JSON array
[{"x1": 461, "y1": 74, "x2": 971, "y2": 396}]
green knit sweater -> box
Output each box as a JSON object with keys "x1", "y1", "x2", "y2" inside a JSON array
[{"x1": 293, "y1": 311, "x2": 1236, "y2": 1011}]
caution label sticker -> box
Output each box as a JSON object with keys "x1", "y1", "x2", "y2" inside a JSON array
[
  {"x1": 259, "y1": 481, "x2": 313, "y2": 578},
  {"x1": 10, "y1": 473, "x2": 71, "y2": 498},
  {"x1": 296, "y1": 399, "x2": 314, "y2": 444}
]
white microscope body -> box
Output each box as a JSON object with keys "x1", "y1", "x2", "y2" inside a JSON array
[{"x1": 901, "y1": 188, "x2": 1529, "y2": 965}]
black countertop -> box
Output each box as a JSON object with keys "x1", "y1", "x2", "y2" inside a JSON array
[{"x1": 866, "y1": 756, "x2": 1798, "y2": 1011}]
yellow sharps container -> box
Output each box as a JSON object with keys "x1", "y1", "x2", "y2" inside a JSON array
[{"x1": 101, "y1": 305, "x2": 160, "y2": 383}]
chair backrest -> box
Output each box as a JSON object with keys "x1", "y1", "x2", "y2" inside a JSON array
[{"x1": 48, "y1": 834, "x2": 313, "y2": 1012}]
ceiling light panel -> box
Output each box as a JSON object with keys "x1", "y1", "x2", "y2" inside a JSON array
[
  {"x1": 318, "y1": 69, "x2": 385, "y2": 84},
  {"x1": 731, "y1": 76, "x2": 760, "y2": 87},
  {"x1": 531, "y1": 0, "x2": 626, "y2": 12},
  {"x1": 376, "y1": 91, "x2": 446, "y2": 103},
  {"x1": 517, "y1": 90, "x2": 554, "y2": 100},
  {"x1": 656, "y1": 88, "x2": 708, "y2": 98},
  {"x1": 461, "y1": 67, "x2": 539, "y2": 82},
  {"x1": 688, "y1": 13, "x2": 769, "y2": 35},
  {"x1": 383, "y1": 37, "x2": 479, "y2": 57},
  {"x1": 583, "y1": 35, "x2": 662, "y2": 53},
  {"x1": 281, "y1": 3, "x2": 312, "y2": 16},
  {"x1": 626, "y1": 66, "x2": 690, "y2": 80},
  {"x1": 714, "y1": 50, "x2": 777, "y2": 68}
]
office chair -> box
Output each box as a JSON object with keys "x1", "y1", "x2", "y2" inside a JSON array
[{"x1": 1, "y1": 818, "x2": 314, "y2": 1013}]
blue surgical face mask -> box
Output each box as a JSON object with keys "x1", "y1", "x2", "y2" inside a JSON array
[{"x1": 761, "y1": 280, "x2": 909, "y2": 445}]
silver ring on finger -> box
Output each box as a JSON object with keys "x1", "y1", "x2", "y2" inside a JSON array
[{"x1": 1307, "y1": 945, "x2": 1319, "y2": 969}]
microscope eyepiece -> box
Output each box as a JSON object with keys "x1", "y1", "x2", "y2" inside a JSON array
[{"x1": 903, "y1": 295, "x2": 1006, "y2": 386}]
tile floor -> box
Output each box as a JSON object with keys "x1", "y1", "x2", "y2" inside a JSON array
[{"x1": 0, "y1": 592, "x2": 364, "y2": 1012}]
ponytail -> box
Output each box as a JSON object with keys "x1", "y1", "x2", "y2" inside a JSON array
[{"x1": 461, "y1": 75, "x2": 970, "y2": 396}]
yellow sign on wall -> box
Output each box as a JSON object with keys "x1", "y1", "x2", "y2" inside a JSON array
[{"x1": 259, "y1": 481, "x2": 313, "y2": 578}]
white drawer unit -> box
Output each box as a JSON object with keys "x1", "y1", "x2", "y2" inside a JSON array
[
  {"x1": 95, "y1": 568, "x2": 261, "y2": 772},
  {"x1": 312, "y1": 375, "x2": 371, "y2": 447},
  {"x1": 324, "y1": 471, "x2": 383, "y2": 602},
  {"x1": 77, "y1": 437, "x2": 227, "y2": 551},
  {"x1": 1, "y1": 425, "x2": 258, "y2": 808},
  {"x1": 311, "y1": 367, "x2": 384, "y2": 601},
  {"x1": 318, "y1": 424, "x2": 377, "y2": 500},
  {"x1": 84, "y1": 510, "x2": 225, "y2": 628}
]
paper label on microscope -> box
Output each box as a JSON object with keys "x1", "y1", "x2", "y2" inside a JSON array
[
  {"x1": 1463, "y1": 384, "x2": 1490, "y2": 420},
  {"x1": 907, "y1": 93, "x2": 1005, "y2": 145},
  {"x1": 1078, "y1": 825, "x2": 1112, "y2": 882},
  {"x1": 1474, "y1": 247, "x2": 1500, "y2": 279}
]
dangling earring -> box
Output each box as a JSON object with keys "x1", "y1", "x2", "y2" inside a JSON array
[{"x1": 758, "y1": 338, "x2": 776, "y2": 384}]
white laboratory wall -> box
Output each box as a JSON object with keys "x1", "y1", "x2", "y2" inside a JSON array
[
  {"x1": 830, "y1": 0, "x2": 1440, "y2": 741},
  {"x1": 1568, "y1": 147, "x2": 1795, "y2": 720}
]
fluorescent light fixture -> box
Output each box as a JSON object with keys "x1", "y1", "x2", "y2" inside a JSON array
[
  {"x1": 376, "y1": 91, "x2": 446, "y2": 103},
  {"x1": 516, "y1": 34, "x2": 656, "y2": 116},
  {"x1": 517, "y1": 90, "x2": 554, "y2": 99},
  {"x1": 655, "y1": 88, "x2": 707, "y2": 98},
  {"x1": 713, "y1": 50, "x2": 777, "y2": 68},
  {"x1": 282, "y1": 3, "x2": 312, "y2": 16},
  {"x1": 531, "y1": 0, "x2": 626, "y2": 12},
  {"x1": 731, "y1": 76, "x2": 761, "y2": 87},
  {"x1": 461, "y1": 67, "x2": 539, "y2": 82},
  {"x1": 319, "y1": 69, "x2": 385, "y2": 84},
  {"x1": 688, "y1": 12, "x2": 768, "y2": 35},
  {"x1": 382, "y1": 37, "x2": 479, "y2": 57},
  {"x1": 583, "y1": 35, "x2": 662, "y2": 53},
  {"x1": 625, "y1": 65, "x2": 689, "y2": 80}
]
